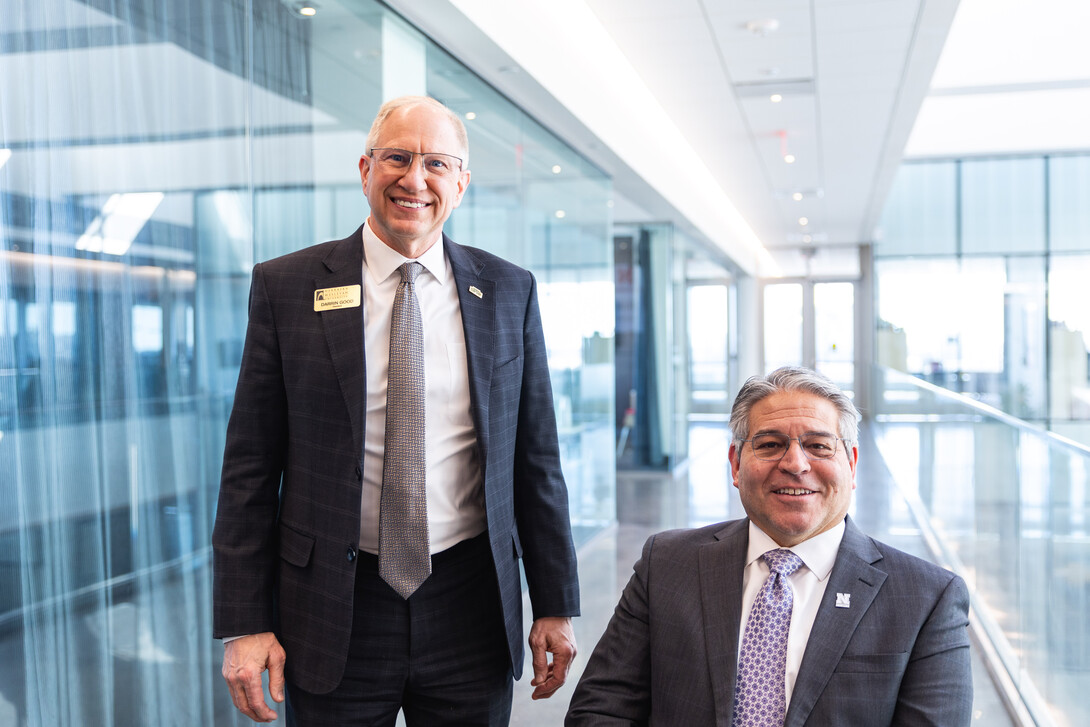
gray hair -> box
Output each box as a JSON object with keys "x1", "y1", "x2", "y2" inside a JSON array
[
  {"x1": 365, "y1": 95, "x2": 469, "y2": 169},
  {"x1": 729, "y1": 366, "x2": 860, "y2": 444}
]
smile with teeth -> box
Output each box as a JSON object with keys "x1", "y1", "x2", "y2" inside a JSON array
[
  {"x1": 774, "y1": 487, "x2": 814, "y2": 496},
  {"x1": 394, "y1": 199, "x2": 428, "y2": 209}
]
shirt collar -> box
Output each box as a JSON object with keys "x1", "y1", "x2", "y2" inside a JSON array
[
  {"x1": 362, "y1": 222, "x2": 449, "y2": 286},
  {"x1": 745, "y1": 518, "x2": 845, "y2": 581}
]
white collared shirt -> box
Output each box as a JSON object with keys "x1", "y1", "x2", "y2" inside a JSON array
[
  {"x1": 738, "y1": 519, "x2": 846, "y2": 708},
  {"x1": 358, "y1": 222, "x2": 486, "y2": 554}
]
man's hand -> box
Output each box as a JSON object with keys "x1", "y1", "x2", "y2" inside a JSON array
[
  {"x1": 222, "y1": 632, "x2": 286, "y2": 722},
  {"x1": 528, "y1": 616, "x2": 577, "y2": 700}
]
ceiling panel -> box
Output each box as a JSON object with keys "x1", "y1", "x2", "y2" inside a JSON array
[{"x1": 583, "y1": 0, "x2": 948, "y2": 254}]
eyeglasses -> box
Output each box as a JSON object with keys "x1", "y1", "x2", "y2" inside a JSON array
[
  {"x1": 368, "y1": 147, "x2": 464, "y2": 178},
  {"x1": 739, "y1": 433, "x2": 849, "y2": 461}
]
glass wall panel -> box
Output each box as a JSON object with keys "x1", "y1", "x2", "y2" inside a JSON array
[
  {"x1": 1050, "y1": 155, "x2": 1090, "y2": 253},
  {"x1": 0, "y1": 0, "x2": 613, "y2": 724},
  {"x1": 876, "y1": 257, "x2": 1045, "y2": 417},
  {"x1": 1049, "y1": 254, "x2": 1090, "y2": 443},
  {"x1": 877, "y1": 154, "x2": 1089, "y2": 439},
  {"x1": 614, "y1": 223, "x2": 674, "y2": 470},
  {"x1": 962, "y1": 157, "x2": 1046, "y2": 255},
  {"x1": 872, "y1": 368, "x2": 1090, "y2": 727},
  {"x1": 763, "y1": 283, "x2": 803, "y2": 372},
  {"x1": 876, "y1": 161, "x2": 957, "y2": 255},
  {"x1": 814, "y1": 281, "x2": 854, "y2": 396},
  {"x1": 688, "y1": 285, "x2": 730, "y2": 413}
]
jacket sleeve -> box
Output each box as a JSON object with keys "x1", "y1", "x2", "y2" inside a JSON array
[
  {"x1": 565, "y1": 535, "x2": 655, "y2": 726},
  {"x1": 890, "y1": 573, "x2": 973, "y2": 726},
  {"x1": 211, "y1": 263, "x2": 288, "y2": 638}
]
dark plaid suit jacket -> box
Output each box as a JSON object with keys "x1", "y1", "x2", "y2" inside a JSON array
[{"x1": 212, "y1": 225, "x2": 580, "y2": 694}]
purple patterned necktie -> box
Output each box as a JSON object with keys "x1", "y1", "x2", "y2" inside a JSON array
[
  {"x1": 733, "y1": 549, "x2": 804, "y2": 727},
  {"x1": 379, "y1": 262, "x2": 430, "y2": 599}
]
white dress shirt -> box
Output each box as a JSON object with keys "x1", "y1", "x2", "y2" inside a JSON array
[
  {"x1": 358, "y1": 222, "x2": 486, "y2": 554},
  {"x1": 738, "y1": 519, "x2": 846, "y2": 708}
]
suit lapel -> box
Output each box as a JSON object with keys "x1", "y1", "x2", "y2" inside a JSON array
[
  {"x1": 317, "y1": 228, "x2": 366, "y2": 456},
  {"x1": 785, "y1": 518, "x2": 887, "y2": 727},
  {"x1": 444, "y1": 236, "x2": 495, "y2": 464},
  {"x1": 700, "y1": 519, "x2": 749, "y2": 726}
]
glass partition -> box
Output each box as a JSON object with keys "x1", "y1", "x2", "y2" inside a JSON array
[
  {"x1": 0, "y1": 0, "x2": 613, "y2": 723},
  {"x1": 876, "y1": 154, "x2": 1090, "y2": 447},
  {"x1": 872, "y1": 366, "x2": 1090, "y2": 726}
]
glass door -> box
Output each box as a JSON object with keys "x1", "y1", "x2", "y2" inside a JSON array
[
  {"x1": 814, "y1": 282, "x2": 855, "y2": 397},
  {"x1": 763, "y1": 280, "x2": 856, "y2": 398}
]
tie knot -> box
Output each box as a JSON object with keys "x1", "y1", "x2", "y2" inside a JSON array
[
  {"x1": 762, "y1": 548, "x2": 803, "y2": 577},
  {"x1": 398, "y1": 261, "x2": 422, "y2": 283}
]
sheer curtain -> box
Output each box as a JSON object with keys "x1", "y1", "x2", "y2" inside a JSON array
[{"x1": 0, "y1": 1, "x2": 282, "y2": 723}]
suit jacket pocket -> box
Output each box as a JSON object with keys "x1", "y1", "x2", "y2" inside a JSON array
[
  {"x1": 833, "y1": 651, "x2": 909, "y2": 673},
  {"x1": 279, "y1": 522, "x2": 315, "y2": 568}
]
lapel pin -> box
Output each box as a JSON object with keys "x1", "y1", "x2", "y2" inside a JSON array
[
  {"x1": 835, "y1": 593, "x2": 851, "y2": 609},
  {"x1": 469, "y1": 285, "x2": 483, "y2": 299}
]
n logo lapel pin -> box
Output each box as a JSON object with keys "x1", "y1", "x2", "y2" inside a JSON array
[
  {"x1": 469, "y1": 285, "x2": 483, "y2": 299},
  {"x1": 835, "y1": 592, "x2": 851, "y2": 608}
]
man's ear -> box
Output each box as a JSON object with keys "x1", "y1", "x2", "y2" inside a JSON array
[{"x1": 358, "y1": 155, "x2": 371, "y2": 189}]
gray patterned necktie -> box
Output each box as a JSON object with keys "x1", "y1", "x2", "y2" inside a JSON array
[
  {"x1": 379, "y1": 261, "x2": 430, "y2": 599},
  {"x1": 733, "y1": 549, "x2": 804, "y2": 726}
]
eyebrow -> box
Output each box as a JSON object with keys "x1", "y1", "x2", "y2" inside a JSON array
[{"x1": 751, "y1": 428, "x2": 837, "y2": 438}]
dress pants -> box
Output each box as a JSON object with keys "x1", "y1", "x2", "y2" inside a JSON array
[{"x1": 285, "y1": 532, "x2": 513, "y2": 727}]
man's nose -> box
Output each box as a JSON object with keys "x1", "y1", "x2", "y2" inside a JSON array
[
  {"x1": 398, "y1": 155, "x2": 428, "y2": 188},
  {"x1": 778, "y1": 438, "x2": 811, "y2": 474}
]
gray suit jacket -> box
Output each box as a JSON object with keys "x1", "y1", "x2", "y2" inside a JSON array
[
  {"x1": 212, "y1": 226, "x2": 579, "y2": 693},
  {"x1": 566, "y1": 517, "x2": 972, "y2": 726}
]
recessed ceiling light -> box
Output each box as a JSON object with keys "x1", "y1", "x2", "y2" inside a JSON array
[
  {"x1": 792, "y1": 192, "x2": 803, "y2": 201},
  {"x1": 784, "y1": 154, "x2": 796, "y2": 164},
  {"x1": 552, "y1": 165, "x2": 562, "y2": 174},
  {"x1": 555, "y1": 210, "x2": 566, "y2": 219},
  {"x1": 745, "y1": 19, "x2": 780, "y2": 36},
  {"x1": 803, "y1": 234, "x2": 813, "y2": 243},
  {"x1": 298, "y1": 4, "x2": 317, "y2": 16},
  {"x1": 465, "y1": 112, "x2": 477, "y2": 121},
  {"x1": 770, "y1": 94, "x2": 783, "y2": 103},
  {"x1": 798, "y1": 217, "x2": 809, "y2": 226}
]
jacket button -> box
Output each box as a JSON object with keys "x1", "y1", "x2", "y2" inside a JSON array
[{"x1": 346, "y1": 546, "x2": 357, "y2": 562}]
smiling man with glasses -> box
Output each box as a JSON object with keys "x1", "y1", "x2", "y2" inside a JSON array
[
  {"x1": 214, "y1": 95, "x2": 579, "y2": 726},
  {"x1": 568, "y1": 366, "x2": 972, "y2": 726}
]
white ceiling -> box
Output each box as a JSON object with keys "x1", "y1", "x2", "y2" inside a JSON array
[
  {"x1": 586, "y1": 0, "x2": 961, "y2": 254},
  {"x1": 906, "y1": 0, "x2": 1090, "y2": 157},
  {"x1": 392, "y1": 0, "x2": 1090, "y2": 275},
  {"x1": 6, "y1": 0, "x2": 1086, "y2": 275},
  {"x1": 390, "y1": 0, "x2": 959, "y2": 274}
]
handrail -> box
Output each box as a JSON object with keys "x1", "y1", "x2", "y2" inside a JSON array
[
  {"x1": 889, "y1": 451, "x2": 1046, "y2": 727},
  {"x1": 877, "y1": 366, "x2": 1090, "y2": 457},
  {"x1": 871, "y1": 365, "x2": 1090, "y2": 727}
]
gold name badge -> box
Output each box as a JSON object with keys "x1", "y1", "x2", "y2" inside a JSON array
[{"x1": 314, "y1": 284, "x2": 361, "y2": 312}]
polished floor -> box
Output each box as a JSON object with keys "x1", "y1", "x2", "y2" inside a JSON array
[{"x1": 510, "y1": 421, "x2": 1017, "y2": 725}]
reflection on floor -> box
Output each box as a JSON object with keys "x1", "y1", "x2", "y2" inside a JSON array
[{"x1": 511, "y1": 422, "x2": 1016, "y2": 725}]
